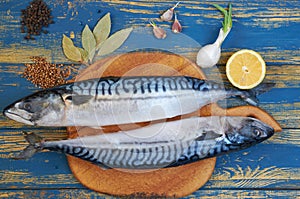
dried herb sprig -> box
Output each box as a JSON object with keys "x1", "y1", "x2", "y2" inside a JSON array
[
  {"x1": 62, "y1": 13, "x2": 133, "y2": 65},
  {"x1": 23, "y1": 56, "x2": 75, "y2": 88},
  {"x1": 21, "y1": 0, "x2": 54, "y2": 40}
]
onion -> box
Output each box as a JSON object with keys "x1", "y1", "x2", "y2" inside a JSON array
[
  {"x1": 196, "y1": 28, "x2": 230, "y2": 68},
  {"x1": 196, "y1": 4, "x2": 232, "y2": 68}
]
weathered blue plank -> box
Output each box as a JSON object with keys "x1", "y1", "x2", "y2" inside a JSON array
[
  {"x1": 0, "y1": 1, "x2": 299, "y2": 63},
  {"x1": 0, "y1": 0, "x2": 299, "y2": 197},
  {"x1": 0, "y1": 189, "x2": 299, "y2": 199}
]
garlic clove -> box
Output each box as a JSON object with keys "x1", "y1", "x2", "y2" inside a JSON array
[
  {"x1": 149, "y1": 21, "x2": 167, "y2": 39},
  {"x1": 160, "y1": 2, "x2": 180, "y2": 21},
  {"x1": 153, "y1": 26, "x2": 167, "y2": 39},
  {"x1": 172, "y1": 13, "x2": 182, "y2": 33},
  {"x1": 160, "y1": 9, "x2": 174, "y2": 21}
]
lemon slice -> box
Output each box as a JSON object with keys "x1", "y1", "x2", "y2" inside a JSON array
[{"x1": 226, "y1": 49, "x2": 266, "y2": 89}]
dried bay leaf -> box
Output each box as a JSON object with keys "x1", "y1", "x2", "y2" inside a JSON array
[
  {"x1": 93, "y1": 13, "x2": 111, "y2": 47},
  {"x1": 77, "y1": 47, "x2": 88, "y2": 63},
  {"x1": 97, "y1": 27, "x2": 133, "y2": 57},
  {"x1": 82, "y1": 25, "x2": 96, "y2": 62},
  {"x1": 62, "y1": 34, "x2": 82, "y2": 62}
]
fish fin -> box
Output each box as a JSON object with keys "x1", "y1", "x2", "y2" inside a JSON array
[
  {"x1": 67, "y1": 95, "x2": 93, "y2": 105},
  {"x1": 250, "y1": 82, "x2": 276, "y2": 96},
  {"x1": 23, "y1": 131, "x2": 43, "y2": 145},
  {"x1": 13, "y1": 145, "x2": 38, "y2": 160},
  {"x1": 241, "y1": 82, "x2": 275, "y2": 106},
  {"x1": 90, "y1": 126, "x2": 104, "y2": 130},
  {"x1": 97, "y1": 163, "x2": 112, "y2": 170},
  {"x1": 241, "y1": 94, "x2": 259, "y2": 106},
  {"x1": 195, "y1": 130, "x2": 222, "y2": 141},
  {"x1": 13, "y1": 131, "x2": 43, "y2": 160}
]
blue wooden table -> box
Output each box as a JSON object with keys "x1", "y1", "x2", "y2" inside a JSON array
[{"x1": 0, "y1": 0, "x2": 299, "y2": 198}]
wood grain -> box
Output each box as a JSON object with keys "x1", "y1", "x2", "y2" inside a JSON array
[
  {"x1": 0, "y1": 189, "x2": 299, "y2": 199},
  {"x1": 0, "y1": 0, "x2": 299, "y2": 198}
]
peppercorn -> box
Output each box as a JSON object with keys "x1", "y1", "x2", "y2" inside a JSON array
[
  {"x1": 23, "y1": 57, "x2": 75, "y2": 88},
  {"x1": 20, "y1": 0, "x2": 53, "y2": 40}
]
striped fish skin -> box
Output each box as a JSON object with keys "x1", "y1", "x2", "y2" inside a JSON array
[
  {"x1": 15, "y1": 116, "x2": 274, "y2": 169},
  {"x1": 4, "y1": 76, "x2": 259, "y2": 127}
]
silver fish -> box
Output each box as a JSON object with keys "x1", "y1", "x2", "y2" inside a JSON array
[
  {"x1": 14, "y1": 116, "x2": 274, "y2": 169},
  {"x1": 3, "y1": 76, "x2": 273, "y2": 127}
]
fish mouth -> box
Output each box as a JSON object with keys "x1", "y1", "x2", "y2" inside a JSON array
[
  {"x1": 3, "y1": 107, "x2": 34, "y2": 126},
  {"x1": 266, "y1": 126, "x2": 275, "y2": 138}
]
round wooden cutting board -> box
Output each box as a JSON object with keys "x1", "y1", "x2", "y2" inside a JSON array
[{"x1": 66, "y1": 51, "x2": 281, "y2": 198}]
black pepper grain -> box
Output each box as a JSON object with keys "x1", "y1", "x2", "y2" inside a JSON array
[{"x1": 20, "y1": 0, "x2": 53, "y2": 40}]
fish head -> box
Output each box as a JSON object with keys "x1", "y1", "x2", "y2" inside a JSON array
[
  {"x1": 225, "y1": 117, "x2": 274, "y2": 147},
  {"x1": 3, "y1": 89, "x2": 68, "y2": 126}
]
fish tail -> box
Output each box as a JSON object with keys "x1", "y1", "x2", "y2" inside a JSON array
[
  {"x1": 13, "y1": 131, "x2": 44, "y2": 160},
  {"x1": 240, "y1": 82, "x2": 276, "y2": 106},
  {"x1": 240, "y1": 91, "x2": 259, "y2": 106}
]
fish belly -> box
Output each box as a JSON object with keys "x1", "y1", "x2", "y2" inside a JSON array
[{"x1": 66, "y1": 90, "x2": 204, "y2": 126}]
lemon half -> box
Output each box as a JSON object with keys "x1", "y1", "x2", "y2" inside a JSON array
[{"x1": 226, "y1": 49, "x2": 266, "y2": 89}]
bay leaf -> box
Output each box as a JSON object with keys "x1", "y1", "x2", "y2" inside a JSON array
[
  {"x1": 97, "y1": 27, "x2": 133, "y2": 57},
  {"x1": 93, "y1": 13, "x2": 111, "y2": 46},
  {"x1": 62, "y1": 34, "x2": 82, "y2": 62},
  {"x1": 77, "y1": 47, "x2": 88, "y2": 63},
  {"x1": 82, "y1": 25, "x2": 96, "y2": 62},
  {"x1": 82, "y1": 25, "x2": 96, "y2": 60}
]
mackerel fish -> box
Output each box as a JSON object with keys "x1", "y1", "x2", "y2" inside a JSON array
[
  {"x1": 3, "y1": 76, "x2": 273, "y2": 127},
  {"x1": 15, "y1": 116, "x2": 274, "y2": 169}
]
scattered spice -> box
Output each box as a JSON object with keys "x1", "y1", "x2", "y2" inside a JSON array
[
  {"x1": 149, "y1": 21, "x2": 167, "y2": 39},
  {"x1": 20, "y1": 0, "x2": 54, "y2": 40},
  {"x1": 172, "y1": 13, "x2": 182, "y2": 33},
  {"x1": 23, "y1": 56, "x2": 74, "y2": 88},
  {"x1": 160, "y1": 2, "x2": 180, "y2": 21}
]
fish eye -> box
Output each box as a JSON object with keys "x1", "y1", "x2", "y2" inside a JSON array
[
  {"x1": 65, "y1": 95, "x2": 73, "y2": 101},
  {"x1": 21, "y1": 103, "x2": 33, "y2": 112},
  {"x1": 62, "y1": 94, "x2": 73, "y2": 102},
  {"x1": 254, "y1": 129, "x2": 261, "y2": 137},
  {"x1": 24, "y1": 103, "x2": 31, "y2": 110}
]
